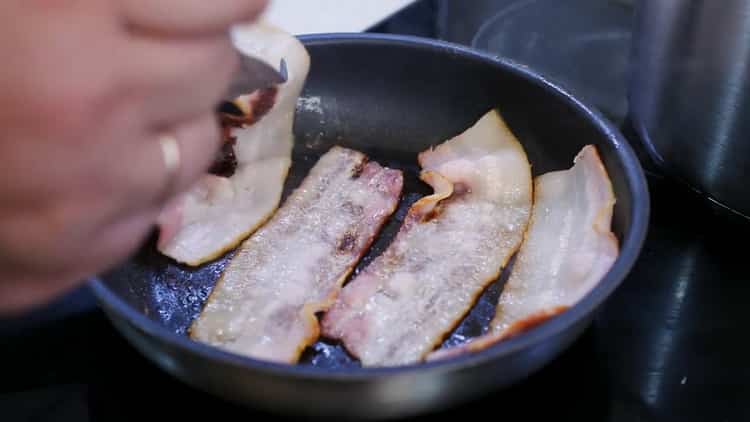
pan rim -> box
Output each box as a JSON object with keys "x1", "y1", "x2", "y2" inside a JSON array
[{"x1": 88, "y1": 32, "x2": 650, "y2": 381}]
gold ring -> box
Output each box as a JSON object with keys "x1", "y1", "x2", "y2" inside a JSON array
[{"x1": 158, "y1": 134, "x2": 181, "y2": 199}]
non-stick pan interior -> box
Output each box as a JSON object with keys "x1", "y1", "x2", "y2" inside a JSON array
[{"x1": 99, "y1": 34, "x2": 643, "y2": 371}]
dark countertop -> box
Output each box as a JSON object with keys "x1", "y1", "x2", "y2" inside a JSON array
[{"x1": 2, "y1": 2, "x2": 749, "y2": 421}]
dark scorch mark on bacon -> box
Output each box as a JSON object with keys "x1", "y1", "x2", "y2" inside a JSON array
[
  {"x1": 337, "y1": 232, "x2": 357, "y2": 253},
  {"x1": 219, "y1": 87, "x2": 278, "y2": 128},
  {"x1": 342, "y1": 201, "x2": 364, "y2": 217},
  {"x1": 249, "y1": 87, "x2": 278, "y2": 121},
  {"x1": 209, "y1": 138, "x2": 238, "y2": 177},
  {"x1": 351, "y1": 157, "x2": 369, "y2": 179},
  {"x1": 210, "y1": 87, "x2": 279, "y2": 177}
]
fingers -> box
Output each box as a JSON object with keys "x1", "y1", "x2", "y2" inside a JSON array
[
  {"x1": 119, "y1": 0, "x2": 268, "y2": 36},
  {"x1": 97, "y1": 111, "x2": 220, "y2": 225},
  {"x1": 151, "y1": 113, "x2": 224, "y2": 205},
  {"x1": 163, "y1": 112, "x2": 223, "y2": 198},
  {"x1": 0, "y1": 207, "x2": 159, "y2": 318},
  {"x1": 0, "y1": 108, "x2": 221, "y2": 288},
  {"x1": 120, "y1": 32, "x2": 239, "y2": 126}
]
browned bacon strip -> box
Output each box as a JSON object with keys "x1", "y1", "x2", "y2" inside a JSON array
[
  {"x1": 157, "y1": 23, "x2": 309, "y2": 266},
  {"x1": 428, "y1": 145, "x2": 618, "y2": 361},
  {"x1": 190, "y1": 146, "x2": 403, "y2": 363},
  {"x1": 321, "y1": 110, "x2": 533, "y2": 367}
]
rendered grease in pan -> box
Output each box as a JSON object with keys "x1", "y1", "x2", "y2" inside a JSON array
[
  {"x1": 116, "y1": 247, "x2": 235, "y2": 336},
  {"x1": 105, "y1": 131, "x2": 514, "y2": 368}
]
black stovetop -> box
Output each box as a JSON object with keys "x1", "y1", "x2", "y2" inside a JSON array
[{"x1": 3, "y1": 2, "x2": 749, "y2": 421}]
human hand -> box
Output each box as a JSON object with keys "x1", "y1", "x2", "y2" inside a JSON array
[{"x1": 0, "y1": 0, "x2": 268, "y2": 314}]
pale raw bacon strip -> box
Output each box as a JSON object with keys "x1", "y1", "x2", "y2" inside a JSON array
[
  {"x1": 321, "y1": 110, "x2": 533, "y2": 367},
  {"x1": 428, "y1": 145, "x2": 618, "y2": 361},
  {"x1": 189, "y1": 147, "x2": 403, "y2": 363},
  {"x1": 157, "y1": 23, "x2": 310, "y2": 266}
]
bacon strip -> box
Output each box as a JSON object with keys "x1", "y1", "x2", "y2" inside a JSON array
[
  {"x1": 321, "y1": 110, "x2": 533, "y2": 367},
  {"x1": 189, "y1": 146, "x2": 403, "y2": 363},
  {"x1": 428, "y1": 145, "x2": 618, "y2": 361},
  {"x1": 157, "y1": 23, "x2": 309, "y2": 266},
  {"x1": 210, "y1": 87, "x2": 279, "y2": 177}
]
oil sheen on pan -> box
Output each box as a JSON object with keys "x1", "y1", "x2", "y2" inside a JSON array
[
  {"x1": 321, "y1": 110, "x2": 533, "y2": 367},
  {"x1": 429, "y1": 145, "x2": 619, "y2": 361},
  {"x1": 190, "y1": 146, "x2": 403, "y2": 363}
]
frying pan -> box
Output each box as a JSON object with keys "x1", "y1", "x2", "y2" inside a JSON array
[{"x1": 89, "y1": 33, "x2": 649, "y2": 420}]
